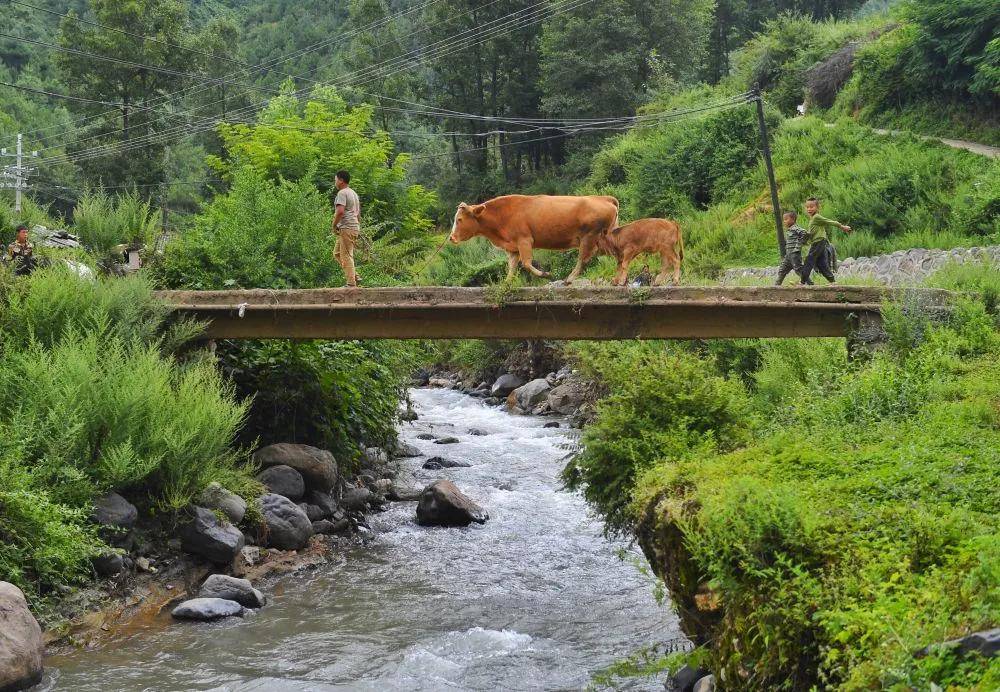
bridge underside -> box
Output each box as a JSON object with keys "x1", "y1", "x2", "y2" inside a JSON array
[{"x1": 155, "y1": 286, "x2": 950, "y2": 341}]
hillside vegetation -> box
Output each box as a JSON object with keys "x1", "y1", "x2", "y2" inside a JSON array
[{"x1": 565, "y1": 267, "x2": 1000, "y2": 689}]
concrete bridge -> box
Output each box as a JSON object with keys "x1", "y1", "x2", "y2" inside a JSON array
[{"x1": 154, "y1": 285, "x2": 951, "y2": 341}]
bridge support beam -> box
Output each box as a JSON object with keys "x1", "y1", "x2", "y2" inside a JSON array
[{"x1": 154, "y1": 286, "x2": 951, "y2": 342}]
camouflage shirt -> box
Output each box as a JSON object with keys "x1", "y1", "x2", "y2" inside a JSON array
[
  {"x1": 5, "y1": 240, "x2": 33, "y2": 261},
  {"x1": 784, "y1": 224, "x2": 807, "y2": 254}
]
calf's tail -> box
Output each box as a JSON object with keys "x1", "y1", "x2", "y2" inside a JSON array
[{"x1": 676, "y1": 226, "x2": 684, "y2": 261}]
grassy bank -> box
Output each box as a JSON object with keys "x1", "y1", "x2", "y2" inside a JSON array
[
  {"x1": 0, "y1": 268, "x2": 257, "y2": 604},
  {"x1": 565, "y1": 265, "x2": 1000, "y2": 689}
]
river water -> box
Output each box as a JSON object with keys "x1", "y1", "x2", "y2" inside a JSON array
[{"x1": 45, "y1": 388, "x2": 684, "y2": 691}]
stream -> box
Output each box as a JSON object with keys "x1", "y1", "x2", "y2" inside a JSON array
[{"x1": 44, "y1": 388, "x2": 685, "y2": 691}]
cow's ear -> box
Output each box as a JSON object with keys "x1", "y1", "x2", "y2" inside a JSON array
[
  {"x1": 471, "y1": 204, "x2": 486, "y2": 217},
  {"x1": 458, "y1": 202, "x2": 468, "y2": 210}
]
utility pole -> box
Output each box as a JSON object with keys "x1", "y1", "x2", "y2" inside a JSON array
[
  {"x1": 1, "y1": 134, "x2": 38, "y2": 213},
  {"x1": 752, "y1": 88, "x2": 785, "y2": 259}
]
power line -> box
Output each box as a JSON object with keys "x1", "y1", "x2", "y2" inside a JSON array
[
  {"x1": 0, "y1": 80, "x2": 122, "y2": 107},
  {"x1": 40, "y1": 0, "x2": 592, "y2": 166},
  {"x1": 16, "y1": 0, "x2": 447, "y2": 139},
  {"x1": 9, "y1": 0, "x2": 250, "y2": 69}
]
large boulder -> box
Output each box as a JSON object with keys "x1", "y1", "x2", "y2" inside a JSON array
[
  {"x1": 341, "y1": 487, "x2": 373, "y2": 512},
  {"x1": 415, "y1": 480, "x2": 489, "y2": 527},
  {"x1": 198, "y1": 574, "x2": 266, "y2": 608},
  {"x1": 513, "y1": 379, "x2": 551, "y2": 410},
  {"x1": 257, "y1": 494, "x2": 313, "y2": 551},
  {"x1": 171, "y1": 598, "x2": 243, "y2": 621},
  {"x1": 393, "y1": 442, "x2": 422, "y2": 458},
  {"x1": 256, "y1": 465, "x2": 305, "y2": 502},
  {"x1": 91, "y1": 492, "x2": 138, "y2": 547},
  {"x1": 0, "y1": 582, "x2": 43, "y2": 692},
  {"x1": 305, "y1": 490, "x2": 339, "y2": 519},
  {"x1": 196, "y1": 482, "x2": 247, "y2": 524},
  {"x1": 180, "y1": 506, "x2": 245, "y2": 565},
  {"x1": 254, "y1": 443, "x2": 338, "y2": 492},
  {"x1": 92, "y1": 553, "x2": 124, "y2": 578},
  {"x1": 491, "y1": 373, "x2": 525, "y2": 398},
  {"x1": 422, "y1": 456, "x2": 471, "y2": 470},
  {"x1": 546, "y1": 380, "x2": 590, "y2": 415}
]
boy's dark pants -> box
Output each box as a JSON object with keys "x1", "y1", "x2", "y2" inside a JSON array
[
  {"x1": 802, "y1": 238, "x2": 836, "y2": 283},
  {"x1": 776, "y1": 249, "x2": 804, "y2": 285}
]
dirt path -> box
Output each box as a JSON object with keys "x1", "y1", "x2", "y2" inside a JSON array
[
  {"x1": 821, "y1": 122, "x2": 999, "y2": 158},
  {"x1": 871, "y1": 128, "x2": 999, "y2": 158}
]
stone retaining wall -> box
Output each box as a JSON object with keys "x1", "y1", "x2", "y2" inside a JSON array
[{"x1": 722, "y1": 246, "x2": 1000, "y2": 286}]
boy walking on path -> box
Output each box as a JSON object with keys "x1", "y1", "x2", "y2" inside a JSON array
[
  {"x1": 801, "y1": 197, "x2": 851, "y2": 284},
  {"x1": 332, "y1": 170, "x2": 362, "y2": 287},
  {"x1": 775, "y1": 210, "x2": 807, "y2": 285}
]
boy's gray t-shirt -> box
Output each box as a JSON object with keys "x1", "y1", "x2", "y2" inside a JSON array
[{"x1": 335, "y1": 187, "x2": 361, "y2": 231}]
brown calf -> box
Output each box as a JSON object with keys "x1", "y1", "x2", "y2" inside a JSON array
[{"x1": 598, "y1": 218, "x2": 684, "y2": 286}]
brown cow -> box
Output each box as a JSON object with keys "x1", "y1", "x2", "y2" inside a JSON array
[
  {"x1": 598, "y1": 218, "x2": 684, "y2": 286},
  {"x1": 449, "y1": 194, "x2": 619, "y2": 282}
]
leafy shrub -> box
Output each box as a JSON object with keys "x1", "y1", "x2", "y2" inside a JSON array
[
  {"x1": 218, "y1": 339, "x2": 418, "y2": 468},
  {"x1": 563, "y1": 342, "x2": 750, "y2": 532},
  {"x1": 0, "y1": 268, "x2": 253, "y2": 598},
  {"x1": 72, "y1": 189, "x2": 160, "y2": 258}
]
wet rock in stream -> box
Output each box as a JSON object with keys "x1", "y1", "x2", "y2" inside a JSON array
[{"x1": 415, "y1": 480, "x2": 489, "y2": 527}]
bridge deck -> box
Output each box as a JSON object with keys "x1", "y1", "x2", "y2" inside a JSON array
[{"x1": 155, "y1": 286, "x2": 951, "y2": 340}]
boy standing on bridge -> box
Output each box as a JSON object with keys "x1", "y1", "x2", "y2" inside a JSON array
[
  {"x1": 801, "y1": 197, "x2": 851, "y2": 284},
  {"x1": 332, "y1": 170, "x2": 362, "y2": 287},
  {"x1": 775, "y1": 210, "x2": 807, "y2": 285}
]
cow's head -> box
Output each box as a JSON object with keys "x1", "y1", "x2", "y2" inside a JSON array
[
  {"x1": 596, "y1": 228, "x2": 624, "y2": 261},
  {"x1": 450, "y1": 202, "x2": 486, "y2": 243}
]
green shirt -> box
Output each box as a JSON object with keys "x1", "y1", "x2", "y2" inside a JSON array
[{"x1": 806, "y1": 214, "x2": 842, "y2": 246}]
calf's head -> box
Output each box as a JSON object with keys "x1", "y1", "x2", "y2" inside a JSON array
[{"x1": 450, "y1": 202, "x2": 486, "y2": 243}]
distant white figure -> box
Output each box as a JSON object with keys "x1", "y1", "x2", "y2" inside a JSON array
[{"x1": 796, "y1": 103, "x2": 807, "y2": 116}]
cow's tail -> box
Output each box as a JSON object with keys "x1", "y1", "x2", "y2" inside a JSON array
[{"x1": 676, "y1": 225, "x2": 684, "y2": 262}]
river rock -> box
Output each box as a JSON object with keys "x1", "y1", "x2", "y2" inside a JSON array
[
  {"x1": 547, "y1": 380, "x2": 590, "y2": 415},
  {"x1": 312, "y1": 518, "x2": 350, "y2": 535},
  {"x1": 491, "y1": 373, "x2": 525, "y2": 397},
  {"x1": 180, "y1": 506, "x2": 245, "y2": 565},
  {"x1": 692, "y1": 675, "x2": 716, "y2": 692},
  {"x1": 254, "y1": 443, "x2": 338, "y2": 492},
  {"x1": 422, "y1": 456, "x2": 471, "y2": 470},
  {"x1": 92, "y1": 552, "x2": 124, "y2": 578},
  {"x1": 467, "y1": 428, "x2": 488, "y2": 436},
  {"x1": 171, "y1": 598, "x2": 243, "y2": 621},
  {"x1": 258, "y1": 494, "x2": 313, "y2": 551},
  {"x1": 256, "y1": 465, "x2": 305, "y2": 502},
  {"x1": 393, "y1": 442, "x2": 422, "y2": 458},
  {"x1": 415, "y1": 480, "x2": 489, "y2": 527},
  {"x1": 514, "y1": 379, "x2": 551, "y2": 410},
  {"x1": 298, "y1": 502, "x2": 326, "y2": 522},
  {"x1": 305, "y1": 490, "x2": 339, "y2": 518},
  {"x1": 543, "y1": 421, "x2": 560, "y2": 428},
  {"x1": 341, "y1": 486, "x2": 373, "y2": 512},
  {"x1": 0, "y1": 582, "x2": 43, "y2": 692},
  {"x1": 669, "y1": 664, "x2": 710, "y2": 692},
  {"x1": 198, "y1": 574, "x2": 266, "y2": 608},
  {"x1": 91, "y1": 492, "x2": 138, "y2": 546},
  {"x1": 416, "y1": 433, "x2": 435, "y2": 440},
  {"x1": 196, "y1": 482, "x2": 247, "y2": 524},
  {"x1": 362, "y1": 447, "x2": 389, "y2": 468},
  {"x1": 388, "y1": 481, "x2": 423, "y2": 502}
]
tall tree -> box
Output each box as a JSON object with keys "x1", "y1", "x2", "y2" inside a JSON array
[
  {"x1": 57, "y1": 0, "x2": 192, "y2": 186},
  {"x1": 343, "y1": 0, "x2": 421, "y2": 132},
  {"x1": 421, "y1": 0, "x2": 546, "y2": 188}
]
